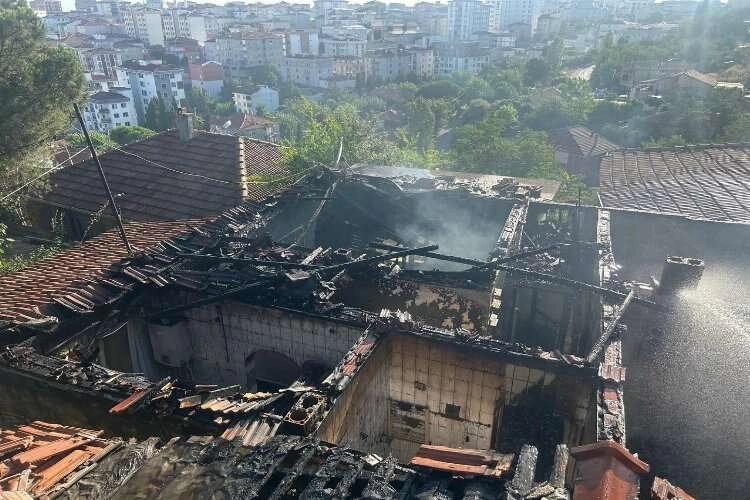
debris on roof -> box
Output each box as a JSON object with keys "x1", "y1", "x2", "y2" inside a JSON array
[{"x1": 0, "y1": 421, "x2": 119, "y2": 497}]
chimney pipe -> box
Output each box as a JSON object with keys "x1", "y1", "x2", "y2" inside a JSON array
[
  {"x1": 657, "y1": 255, "x2": 704, "y2": 294},
  {"x1": 175, "y1": 108, "x2": 194, "y2": 142}
]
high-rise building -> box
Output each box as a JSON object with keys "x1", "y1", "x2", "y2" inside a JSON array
[
  {"x1": 501, "y1": 0, "x2": 541, "y2": 35},
  {"x1": 448, "y1": 0, "x2": 494, "y2": 40},
  {"x1": 124, "y1": 7, "x2": 166, "y2": 47},
  {"x1": 75, "y1": 0, "x2": 96, "y2": 12}
]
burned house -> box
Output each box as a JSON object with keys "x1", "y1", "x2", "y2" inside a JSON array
[{"x1": 0, "y1": 165, "x2": 699, "y2": 498}]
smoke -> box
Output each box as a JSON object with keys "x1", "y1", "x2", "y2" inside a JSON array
[
  {"x1": 392, "y1": 192, "x2": 513, "y2": 270},
  {"x1": 625, "y1": 265, "x2": 750, "y2": 498}
]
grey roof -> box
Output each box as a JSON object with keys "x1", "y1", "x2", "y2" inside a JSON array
[
  {"x1": 548, "y1": 127, "x2": 620, "y2": 158},
  {"x1": 599, "y1": 144, "x2": 750, "y2": 222}
]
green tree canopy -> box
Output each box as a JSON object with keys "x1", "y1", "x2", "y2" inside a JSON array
[
  {"x1": 0, "y1": 0, "x2": 86, "y2": 201},
  {"x1": 109, "y1": 125, "x2": 156, "y2": 145}
]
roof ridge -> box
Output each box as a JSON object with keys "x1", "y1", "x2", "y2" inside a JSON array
[{"x1": 238, "y1": 137, "x2": 249, "y2": 201}]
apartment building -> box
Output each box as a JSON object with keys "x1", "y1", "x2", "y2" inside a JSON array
[
  {"x1": 286, "y1": 30, "x2": 320, "y2": 56},
  {"x1": 320, "y1": 36, "x2": 367, "y2": 57},
  {"x1": 124, "y1": 6, "x2": 165, "y2": 46},
  {"x1": 282, "y1": 55, "x2": 334, "y2": 88},
  {"x1": 83, "y1": 89, "x2": 138, "y2": 133},
  {"x1": 232, "y1": 86, "x2": 280, "y2": 114},
  {"x1": 216, "y1": 32, "x2": 286, "y2": 82},
  {"x1": 122, "y1": 61, "x2": 186, "y2": 122},
  {"x1": 434, "y1": 42, "x2": 489, "y2": 75}
]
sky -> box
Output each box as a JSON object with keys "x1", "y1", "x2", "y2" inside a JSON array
[{"x1": 61, "y1": 0, "x2": 440, "y2": 11}]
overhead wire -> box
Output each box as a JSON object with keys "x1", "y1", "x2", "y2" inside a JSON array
[{"x1": 0, "y1": 147, "x2": 89, "y2": 202}]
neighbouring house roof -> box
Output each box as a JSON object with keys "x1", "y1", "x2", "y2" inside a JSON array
[
  {"x1": 599, "y1": 145, "x2": 750, "y2": 222},
  {"x1": 89, "y1": 91, "x2": 130, "y2": 103},
  {"x1": 0, "y1": 218, "x2": 202, "y2": 326},
  {"x1": 188, "y1": 61, "x2": 224, "y2": 81},
  {"x1": 548, "y1": 127, "x2": 620, "y2": 158},
  {"x1": 210, "y1": 112, "x2": 275, "y2": 131},
  {"x1": 43, "y1": 130, "x2": 287, "y2": 221},
  {"x1": 641, "y1": 69, "x2": 718, "y2": 87}
]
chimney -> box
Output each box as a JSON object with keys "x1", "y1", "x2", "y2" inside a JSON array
[
  {"x1": 570, "y1": 441, "x2": 649, "y2": 500},
  {"x1": 175, "y1": 108, "x2": 194, "y2": 142}
]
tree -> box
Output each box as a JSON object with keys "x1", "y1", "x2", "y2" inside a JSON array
[
  {"x1": 109, "y1": 125, "x2": 156, "y2": 145},
  {"x1": 246, "y1": 65, "x2": 282, "y2": 88},
  {"x1": 406, "y1": 97, "x2": 436, "y2": 152},
  {"x1": 143, "y1": 97, "x2": 173, "y2": 131},
  {"x1": 0, "y1": 0, "x2": 86, "y2": 202},
  {"x1": 524, "y1": 58, "x2": 551, "y2": 86},
  {"x1": 281, "y1": 98, "x2": 399, "y2": 172},
  {"x1": 416, "y1": 80, "x2": 461, "y2": 99}
]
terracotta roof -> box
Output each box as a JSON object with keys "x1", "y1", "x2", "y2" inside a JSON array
[
  {"x1": 599, "y1": 145, "x2": 750, "y2": 222},
  {"x1": 188, "y1": 61, "x2": 224, "y2": 81},
  {"x1": 0, "y1": 421, "x2": 115, "y2": 496},
  {"x1": 0, "y1": 219, "x2": 201, "y2": 325},
  {"x1": 44, "y1": 130, "x2": 287, "y2": 222},
  {"x1": 548, "y1": 127, "x2": 620, "y2": 158}
]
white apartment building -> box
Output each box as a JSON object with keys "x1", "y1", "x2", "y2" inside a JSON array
[
  {"x1": 320, "y1": 36, "x2": 366, "y2": 58},
  {"x1": 232, "y1": 86, "x2": 280, "y2": 114},
  {"x1": 77, "y1": 48, "x2": 122, "y2": 79},
  {"x1": 435, "y1": 42, "x2": 489, "y2": 75},
  {"x1": 124, "y1": 7, "x2": 165, "y2": 46},
  {"x1": 448, "y1": 0, "x2": 491, "y2": 41},
  {"x1": 162, "y1": 10, "x2": 212, "y2": 44},
  {"x1": 122, "y1": 61, "x2": 186, "y2": 122},
  {"x1": 216, "y1": 32, "x2": 286, "y2": 82},
  {"x1": 501, "y1": 0, "x2": 542, "y2": 35},
  {"x1": 83, "y1": 89, "x2": 138, "y2": 133},
  {"x1": 282, "y1": 56, "x2": 334, "y2": 89},
  {"x1": 286, "y1": 30, "x2": 320, "y2": 56}
]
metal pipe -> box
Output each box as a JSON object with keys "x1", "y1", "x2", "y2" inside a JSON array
[{"x1": 73, "y1": 103, "x2": 132, "y2": 253}]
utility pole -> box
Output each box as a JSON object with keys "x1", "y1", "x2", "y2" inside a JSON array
[{"x1": 73, "y1": 103, "x2": 133, "y2": 254}]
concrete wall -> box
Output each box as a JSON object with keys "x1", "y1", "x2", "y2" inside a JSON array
[
  {"x1": 388, "y1": 335, "x2": 594, "y2": 462},
  {"x1": 316, "y1": 335, "x2": 392, "y2": 456},
  {"x1": 320, "y1": 332, "x2": 596, "y2": 464},
  {"x1": 144, "y1": 302, "x2": 365, "y2": 388}
]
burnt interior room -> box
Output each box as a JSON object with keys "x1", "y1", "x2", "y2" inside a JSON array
[
  {"x1": 494, "y1": 203, "x2": 604, "y2": 357},
  {"x1": 317, "y1": 331, "x2": 597, "y2": 475}
]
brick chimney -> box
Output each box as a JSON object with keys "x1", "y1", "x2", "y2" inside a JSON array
[
  {"x1": 175, "y1": 108, "x2": 194, "y2": 142},
  {"x1": 570, "y1": 441, "x2": 649, "y2": 500}
]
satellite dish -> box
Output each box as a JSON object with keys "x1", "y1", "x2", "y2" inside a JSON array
[{"x1": 222, "y1": 120, "x2": 232, "y2": 129}]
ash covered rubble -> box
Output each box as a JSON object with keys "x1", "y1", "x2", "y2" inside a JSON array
[{"x1": 0, "y1": 169, "x2": 696, "y2": 499}]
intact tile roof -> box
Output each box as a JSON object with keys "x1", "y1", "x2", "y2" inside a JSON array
[
  {"x1": 599, "y1": 145, "x2": 750, "y2": 222},
  {"x1": 548, "y1": 127, "x2": 620, "y2": 158},
  {"x1": 0, "y1": 219, "x2": 202, "y2": 325},
  {"x1": 44, "y1": 130, "x2": 287, "y2": 222}
]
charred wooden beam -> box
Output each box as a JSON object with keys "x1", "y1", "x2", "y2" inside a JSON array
[
  {"x1": 586, "y1": 289, "x2": 635, "y2": 364},
  {"x1": 176, "y1": 253, "x2": 321, "y2": 270},
  {"x1": 368, "y1": 242, "x2": 559, "y2": 269}
]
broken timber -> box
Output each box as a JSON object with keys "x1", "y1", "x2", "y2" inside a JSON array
[{"x1": 586, "y1": 289, "x2": 635, "y2": 364}]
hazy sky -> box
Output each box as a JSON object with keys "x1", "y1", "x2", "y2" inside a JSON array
[{"x1": 61, "y1": 0, "x2": 438, "y2": 11}]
